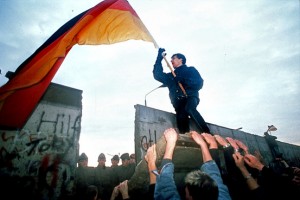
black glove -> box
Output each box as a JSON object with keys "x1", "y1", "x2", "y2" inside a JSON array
[
  {"x1": 156, "y1": 48, "x2": 166, "y2": 63},
  {"x1": 158, "y1": 48, "x2": 166, "y2": 56}
]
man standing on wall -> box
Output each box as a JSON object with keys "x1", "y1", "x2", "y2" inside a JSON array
[{"x1": 153, "y1": 48, "x2": 211, "y2": 134}]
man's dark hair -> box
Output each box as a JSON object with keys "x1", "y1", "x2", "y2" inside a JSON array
[
  {"x1": 86, "y1": 185, "x2": 98, "y2": 200},
  {"x1": 185, "y1": 170, "x2": 219, "y2": 200},
  {"x1": 172, "y1": 53, "x2": 186, "y2": 64}
]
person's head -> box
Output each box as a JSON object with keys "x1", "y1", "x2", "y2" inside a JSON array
[
  {"x1": 86, "y1": 185, "x2": 98, "y2": 200},
  {"x1": 78, "y1": 153, "x2": 88, "y2": 167},
  {"x1": 111, "y1": 155, "x2": 120, "y2": 167},
  {"x1": 171, "y1": 53, "x2": 186, "y2": 68},
  {"x1": 184, "y1": 170, "x2": 219, "y2": 200},
  {"x1": 97, "y1": 153, "x2": 106, "y2": 167},
  {"x1": 120, "y1": 153, "x2": 130, "y2": 166}
]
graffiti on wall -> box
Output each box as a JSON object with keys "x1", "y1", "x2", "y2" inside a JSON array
[
  {"x1": 140, "y1": 129, "x2": 157, "y2": 151},
  {"x1": 0, "y1": 107, "x2": 82, "y2": 199}
]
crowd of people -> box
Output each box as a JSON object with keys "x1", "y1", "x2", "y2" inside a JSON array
[
  {"x1": 73, "y1": 152, "x2": 136, "y2": 200},
  {"x1": 72, "y1": 128, "x2": 300, "y2": 200}
]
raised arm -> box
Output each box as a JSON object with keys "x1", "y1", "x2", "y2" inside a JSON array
[
  {"x1": 232, "y1": 152, "x2": 260, "y2": 190},
  {"x1": 163, "y1": 128, "x2": 178, "y2": 160},
  {"x1": 154, "y1": 128, "x2": 180, "y2": 200},
  {"x1": 190, "y1": 131, "x2": 232, "y2": 200},
  {"x1": 190, "y1": 131, "x2": 212, "y2": 162},
  {"x1": 145, "y1": 144, "x2": 157, "y2": 185}
]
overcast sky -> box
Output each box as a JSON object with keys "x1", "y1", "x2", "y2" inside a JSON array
[{"x1": 0, "y1": 0, "x2": 299, "y2": 167}]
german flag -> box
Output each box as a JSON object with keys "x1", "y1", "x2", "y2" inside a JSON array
[{"x1": 0, "y1": 0, "x2": 155, "y2": 129}]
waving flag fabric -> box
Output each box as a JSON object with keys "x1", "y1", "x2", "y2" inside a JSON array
[{"x1": 0, "y1": 0, "x2": 155, "y2": 129}]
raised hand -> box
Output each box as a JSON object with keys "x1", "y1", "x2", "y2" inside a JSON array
[
  {"x1": 145, "y1": 144, "x2": 157, "y2": 185},
  {"x1": 110, "y1": 185, "x2": 120, "y2": 200},
  {"x1": 163, "y1": 128, "x2": 178, "y2": 160},
  {"x1": 156, "y1": 48, "x2": 166, "y2": 62},
  {"x1": 235, "y1": 139, "x2": 249, "y2": 154},
  {"x1": 145, "y1": 144, "x2": 157, "y2": 164},
  {"x1": 226, "y1": 137, "x2": 239, "y2": 152},
  {"x1": 158, "y1": 48, "x2": 166, "y2": 56},
  {"x1": 201, "y1": 133, "x2": 218, "y2": 149},
  {"x1": 164, "y1": 128, "x2": 178, "y2": 145},
  {"x1": 244, "y1": 154, "x2": 265, "y2": 171},
  {"x1": 191, "y1": 131, "x2": 212, "y2": 162},
  {"x1": 119, "y1": 180, "x2": 129, "y2": 199},
  {"x1": 214, "y1": 134, "x2": 230, "y2": 147},
  {"x1": 232, "y1": 151, "x2": 245, "y2": 169},
  {"x1": 190, "y1": 131, "x2": 206, "y2": 147}
]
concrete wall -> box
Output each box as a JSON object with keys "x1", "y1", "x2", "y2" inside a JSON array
[
  {"x1": 134, "y1": 104, "x2": 300, "y2": 167},
  {"x1": 129, "y1": 104, "x2": 300, "y2": 197},
  {"x1": 0, "y1": 83, "x2": 82, "y2": 199},
  {"x1": 1, "y1": 91, "x2": 299, "y2": 199}
]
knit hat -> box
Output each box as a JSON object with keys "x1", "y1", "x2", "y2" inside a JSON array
[
  {"x1": 120, "y1": 153, "x2": 130, "y2": 160},
  {"x1": 78, "y1": 153, "x2": 88, "y2": 162},
  {"x1": 98, "y1": 153, "x2": 106, "y2": 161},
  {"x1": 111, "y1": 155, "x2": 119, "y2": 161}
]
